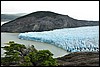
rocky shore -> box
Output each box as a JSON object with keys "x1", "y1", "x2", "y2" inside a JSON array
[{"x1": 57, "y1": 52, "x2": 99, "y2": 66}]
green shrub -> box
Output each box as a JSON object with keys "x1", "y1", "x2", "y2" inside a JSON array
[{"x1": 1, "y1": 41, "x2": 58, "y2": 66}]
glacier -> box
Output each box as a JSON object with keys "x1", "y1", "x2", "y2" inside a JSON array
[{"x1": 18, "y1": 26, "x2": 99, "y2": 52}]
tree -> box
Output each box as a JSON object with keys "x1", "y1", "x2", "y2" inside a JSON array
[{"x1": 1, "y1": 41, "x2": 58, "y2": 66}]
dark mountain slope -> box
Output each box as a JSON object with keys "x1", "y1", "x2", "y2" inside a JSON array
[{"x1": 1, "y1": 11, "x2": 99, "y2": 32}]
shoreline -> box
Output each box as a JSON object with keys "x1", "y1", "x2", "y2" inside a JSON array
[{"x1": 1, "y1": 32, "x2": 69, "y2": 58}]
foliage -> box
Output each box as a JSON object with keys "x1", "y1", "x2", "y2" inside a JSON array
[{"x1": 1, "y1": 41, "x2": 58, "y2": 66}]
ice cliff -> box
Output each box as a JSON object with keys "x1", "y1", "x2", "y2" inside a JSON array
[{"x1": 18, "y1": 26, "x2": 99, "y2": 52}]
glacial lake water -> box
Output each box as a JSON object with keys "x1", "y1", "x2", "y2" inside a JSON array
[
  {"x1": 1, "y1": 32, "x2": 69, "y2": 58},
  {"x1": 1, "y1": 21, "x2": 69, "y2": 58}
]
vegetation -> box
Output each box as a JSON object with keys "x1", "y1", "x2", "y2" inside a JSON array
[{"x1": 1, "y1": 41, "x2": 58, "y2": 66}]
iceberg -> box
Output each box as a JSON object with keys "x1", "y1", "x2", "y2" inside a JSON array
[{"x1": 18, "y1": 26, "x2": 99, "y2": 52}]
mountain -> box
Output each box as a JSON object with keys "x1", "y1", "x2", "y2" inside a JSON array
[
  {"x1": 1, "y1": 13, "x2": 26, "y2": 22},
  {"x1": 1, "y1": 11, "x2": 99, "y2": 32}
]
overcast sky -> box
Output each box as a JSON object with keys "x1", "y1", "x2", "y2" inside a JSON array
[{"x1": 1, "y1": 1, "x2": 99, "y2": 21}]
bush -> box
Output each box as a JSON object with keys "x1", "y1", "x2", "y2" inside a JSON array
[{"x1": 1, "y1": 41, "x2": 58, "y2": 66}]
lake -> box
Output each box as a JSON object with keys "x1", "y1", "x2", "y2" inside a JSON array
[
  {"x1": 1, "y1": 21, "x2": 69, "y2": 58},
  {"x1": 1, "y1": 32, "x2": 69, "y2": 58}
]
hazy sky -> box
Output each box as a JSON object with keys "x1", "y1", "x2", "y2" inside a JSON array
[{"x1": 1, "y1": 1, "x2": 99, "y2": 21}]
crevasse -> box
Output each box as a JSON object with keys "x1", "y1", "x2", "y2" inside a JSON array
[{"x1": 18, "y1": 26, "x2": 99, "y2": 52}]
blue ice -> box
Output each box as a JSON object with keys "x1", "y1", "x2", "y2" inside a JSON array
[{"x1": 18, "y1": 26, "x2": 99, "y2": 52}]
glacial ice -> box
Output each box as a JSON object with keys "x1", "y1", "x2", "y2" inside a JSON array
[{"x1": 18, "y1": 26, "x2": 99, "y2": 52}]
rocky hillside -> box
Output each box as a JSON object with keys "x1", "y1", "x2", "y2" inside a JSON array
[
  {"x1": 1, "y1": 11, "x2": 99, "y2": 32},
  {"x1": 57, "y1": 52, "x2": 99, "y2": 66}
]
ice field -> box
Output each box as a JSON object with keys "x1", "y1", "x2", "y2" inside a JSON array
[{"x1": 18, "y1": 26, "x2": 99, "y2": 52}]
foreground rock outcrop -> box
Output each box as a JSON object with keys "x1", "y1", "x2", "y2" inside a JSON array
[
  {"x1": 57, "y1": 52, "x2": 99, "y2": 66},
  {"x1": 1, "y1": 11, "x2": 99, "y2": 32}
]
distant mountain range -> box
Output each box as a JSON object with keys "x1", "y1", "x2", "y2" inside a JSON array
[
  {"x1": 1, "y1": 13, "x2": 26, "y2": 22},
  {"x1": 1, "y1": 11, "x2": 99, "y2": 32}
]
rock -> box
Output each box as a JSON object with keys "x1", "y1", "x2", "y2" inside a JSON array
[
  {"x1": 57, "y1": 52, "x2": 99, "y2": 66},
  {"x1": 1, "y1": 11, "x2": 99, "y2": 32}
]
